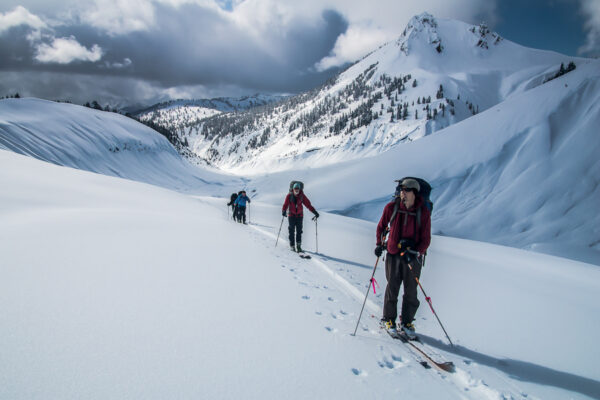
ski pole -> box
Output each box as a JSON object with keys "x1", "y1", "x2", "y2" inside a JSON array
[
  {"x1": 403, "y1": 251, "x2": 454, "y2": 346},
  {"x1": 314, "y1": 217, "x2": 319, "y2": 254},
  {"x1": 275, "y1": 216, "x2": 284, "y2": 247},
  {"x1": 352, "y1": 256, "x2": 381, "y2": 336}
]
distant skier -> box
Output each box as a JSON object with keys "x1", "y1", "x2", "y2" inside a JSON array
[
  {"x1": 282, "y1": 182, "x2": 319, "y2": 253},
  {"x1": 234, "y1": 190, "x2": 251, "y2": 224},
  {"x1": 227, "y1": 192, "x2": 238, "y2": 217},
  {"x1": 375, "y1": 178, "x2": 431, "y2": 338}
]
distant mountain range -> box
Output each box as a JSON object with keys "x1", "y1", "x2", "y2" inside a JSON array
[{"x1": 138, "y1": 13, "x2": 582, "y2": 174}]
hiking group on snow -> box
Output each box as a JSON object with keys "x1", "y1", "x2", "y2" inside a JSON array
[
  {"x1": 228, "y1": 177, "x2": 435, "y2": 341},
  {"x1": 227, "y1": 190, "x2": 251, "y2": 224}
]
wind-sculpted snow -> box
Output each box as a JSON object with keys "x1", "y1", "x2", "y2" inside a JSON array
[{"x1": 0, "y1": 98, "x2": 237, "y2": 193}]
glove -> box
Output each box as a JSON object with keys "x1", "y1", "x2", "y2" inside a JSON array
[
  {"x1": 313, "y1": 211, "x2": 320, "y2": 218},
  {"x1": 282, "y1": 210, "x2": 287, "y2": 217},
  {"x1": 374, "y1": 245, "x2": 384, "y2": 258}
]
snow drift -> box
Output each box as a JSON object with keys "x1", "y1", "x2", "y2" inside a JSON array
[
  {"x1": 1, "y1": 150, "x2": 598, "y2": 400},
  {"x1": 0, "y1": 98, "x2": 236, "y2": 193}
]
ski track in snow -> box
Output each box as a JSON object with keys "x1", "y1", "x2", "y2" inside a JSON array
[{"x1": 211, "y1": 199, "x2": 529, "y2": 400}]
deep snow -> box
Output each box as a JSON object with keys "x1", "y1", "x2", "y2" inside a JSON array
[{"x1": 1, "y1": 150, "x2": 599, "y2": 400}]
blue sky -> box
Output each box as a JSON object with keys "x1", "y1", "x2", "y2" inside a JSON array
[
  {"x1": 495, "y1": 0, "x2": 589, "y2": 56},
  {"x1": 0, "y1": 0, "x2": 597, "y2": 105}
]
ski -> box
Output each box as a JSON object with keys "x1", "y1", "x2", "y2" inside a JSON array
[
  {"x1": 381, "y1": 325, "x2": 431, "y2": 369},
  {"x1": 380, "y1": 323, "x2": 455, "y2": 373},
  {"x1": 397, "y1": 333, "x2": 455, "y2": 373}
]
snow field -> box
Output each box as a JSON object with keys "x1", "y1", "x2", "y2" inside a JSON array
[
  {"x1": 209, "y1": 198, "x2": 600, "y2": 399},
  {"x1": 2, "y1": 151, "x2": 600, "y2": 398}
]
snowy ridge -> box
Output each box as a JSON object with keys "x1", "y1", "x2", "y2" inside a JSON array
[
  {"x1": 135, "y1": 93, "x2": 288, "y2": 145},
  {"x1": 248, "y1": 59, "x2": 600, "y2": 265},
  {"x1": 165, "y1": 13, "x2": 581, "y2": 174},
  {"x1": 0, "y1": 98, "x2": 237, "y2": 193}
]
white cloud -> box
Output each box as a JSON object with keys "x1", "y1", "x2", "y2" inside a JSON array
[
  {"x1": 0, "y1": 5, "x2": 46, "y2": 33},
  {"x1": 315, "y1": 24, "x2": 387, "y2": 71},
  {"x1": 81, "y1": 0, "x2": 156, "y2": 35},
  {"x1": 103, "y1": 57, "x2": 133, "y2": 69},
  {"x1": 35, "y1": 36, "x2": 103, "y2": 64},
  {"x1": 578, "y1": 0, "x2": 600, "y2": 57}
]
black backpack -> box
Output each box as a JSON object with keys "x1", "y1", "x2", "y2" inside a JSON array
[{"x1": 389, "y1": 177, "x2": 433, "y2": 234}]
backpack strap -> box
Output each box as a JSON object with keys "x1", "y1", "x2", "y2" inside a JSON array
[
  {"x1": 389, "y1": 198, "x2": 401, "y2": 226},
  {"x1": 389, "y1": 198, "x2": 422, "y2": 242}
]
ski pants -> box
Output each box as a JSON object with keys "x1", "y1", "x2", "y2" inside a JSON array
[
  {"x1": 236, "y1": 206, "x2": 246, "y2": 223},
  {"x1": 288, "y1": 216, "x2": 303, "y2": 246},
  {"x1": 383, "y1": 252, "x2": 422, "y2": 325}
]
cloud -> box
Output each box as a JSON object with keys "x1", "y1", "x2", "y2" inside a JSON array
[
  {"x1": 0, "y1": 5, "x2": 46, "y2": 33},
  {"x1": 1, "y1": 0, "x2": 500, "y2": 105},
  {"x1": 578, "y1": 0, "x2": 600, "y2": 57},
  {"x1": 315, "y1": 23, "x2": 387, "y2": 72},
  {"x1": 81, "y1": 0, "x2": 157, "y2": 35},
  {"x1": 34, "y1": 36, "x2": 103, "y2": 64}
]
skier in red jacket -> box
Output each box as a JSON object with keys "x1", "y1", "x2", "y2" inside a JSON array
[
  {"x1": 282, "y1": 182, "x2": 319, "y2": 253},
  {"x1": 375, "y1": 178, "x2": 431, "y2": 338}
]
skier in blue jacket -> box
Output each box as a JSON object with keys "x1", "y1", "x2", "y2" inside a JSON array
[{"x1": 234, "y1": 190, "x2": 251, "y2": 224}]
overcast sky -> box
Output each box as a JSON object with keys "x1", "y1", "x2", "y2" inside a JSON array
[{"x1": 1, "y1": 0, "x2": 598, "y2": 107}]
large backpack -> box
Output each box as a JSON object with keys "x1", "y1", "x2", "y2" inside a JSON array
[{"x1": 389, "y1": 176, "x2": 433, "y2": 234}]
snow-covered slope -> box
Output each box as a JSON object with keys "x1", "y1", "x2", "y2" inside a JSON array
[
  {"x1": 247, "y1": 58, "x2": 600, "y2": 265},
  {"x1": 1, "y1": 150, "x2": 598, "y2": 399},
  {"x1": 135, "y1": 93, "x2": 287, "y2": 145},
  {"x1": 0, "y1": 98, "x2": 237, "y2": 193},
  {"x1": 173, "y1": 13, "x2": 582, "y2": 173}
]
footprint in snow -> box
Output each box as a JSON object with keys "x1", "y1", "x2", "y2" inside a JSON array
[
  {"x1": 302, "y1": 295, "x2": 310, "y2": 300},
  {"x1": 325, "y1": 326, "x2": 338, "y2": 333},
  {"x1": 378, "y1": 355, "x2": 407, "y2": 370},
  {"x1": 327, "y1": 297, "x2": 335, "y2": 302},
  {"x1": 339, "y1": 310, "x2": 348, "y2": 315},
  {"x1": 315, "y1": 311, "x2": 322, "y2": 316},
  {"x1": 351, "y1": 368, "x2": 368, "y2": 377}
]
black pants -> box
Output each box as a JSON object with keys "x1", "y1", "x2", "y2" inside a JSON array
[
  {"x1": 288, "y1": 216, "x2": 303, "y2": 246},
  {"x1": 236, "y1": 206, "x2": 246, "y2": 223},
  {"x1": 383, "y1": 252, "x2": 422, "y2": 325}
]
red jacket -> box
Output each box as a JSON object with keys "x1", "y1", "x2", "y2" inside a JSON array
[
  {"x1": 376, "y1": 196, "x2": 431, "y2": 255},
  {"x1": 282, "y1": 191, "x2": 316, "y2": 217}
]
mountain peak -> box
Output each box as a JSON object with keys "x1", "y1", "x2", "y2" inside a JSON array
[
  {"x1": 468, "y1": 22, "x2": 503, "y2": 49},
  {"x1": 397, "y1": 12, "x2": 443, "y2": 55}
]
